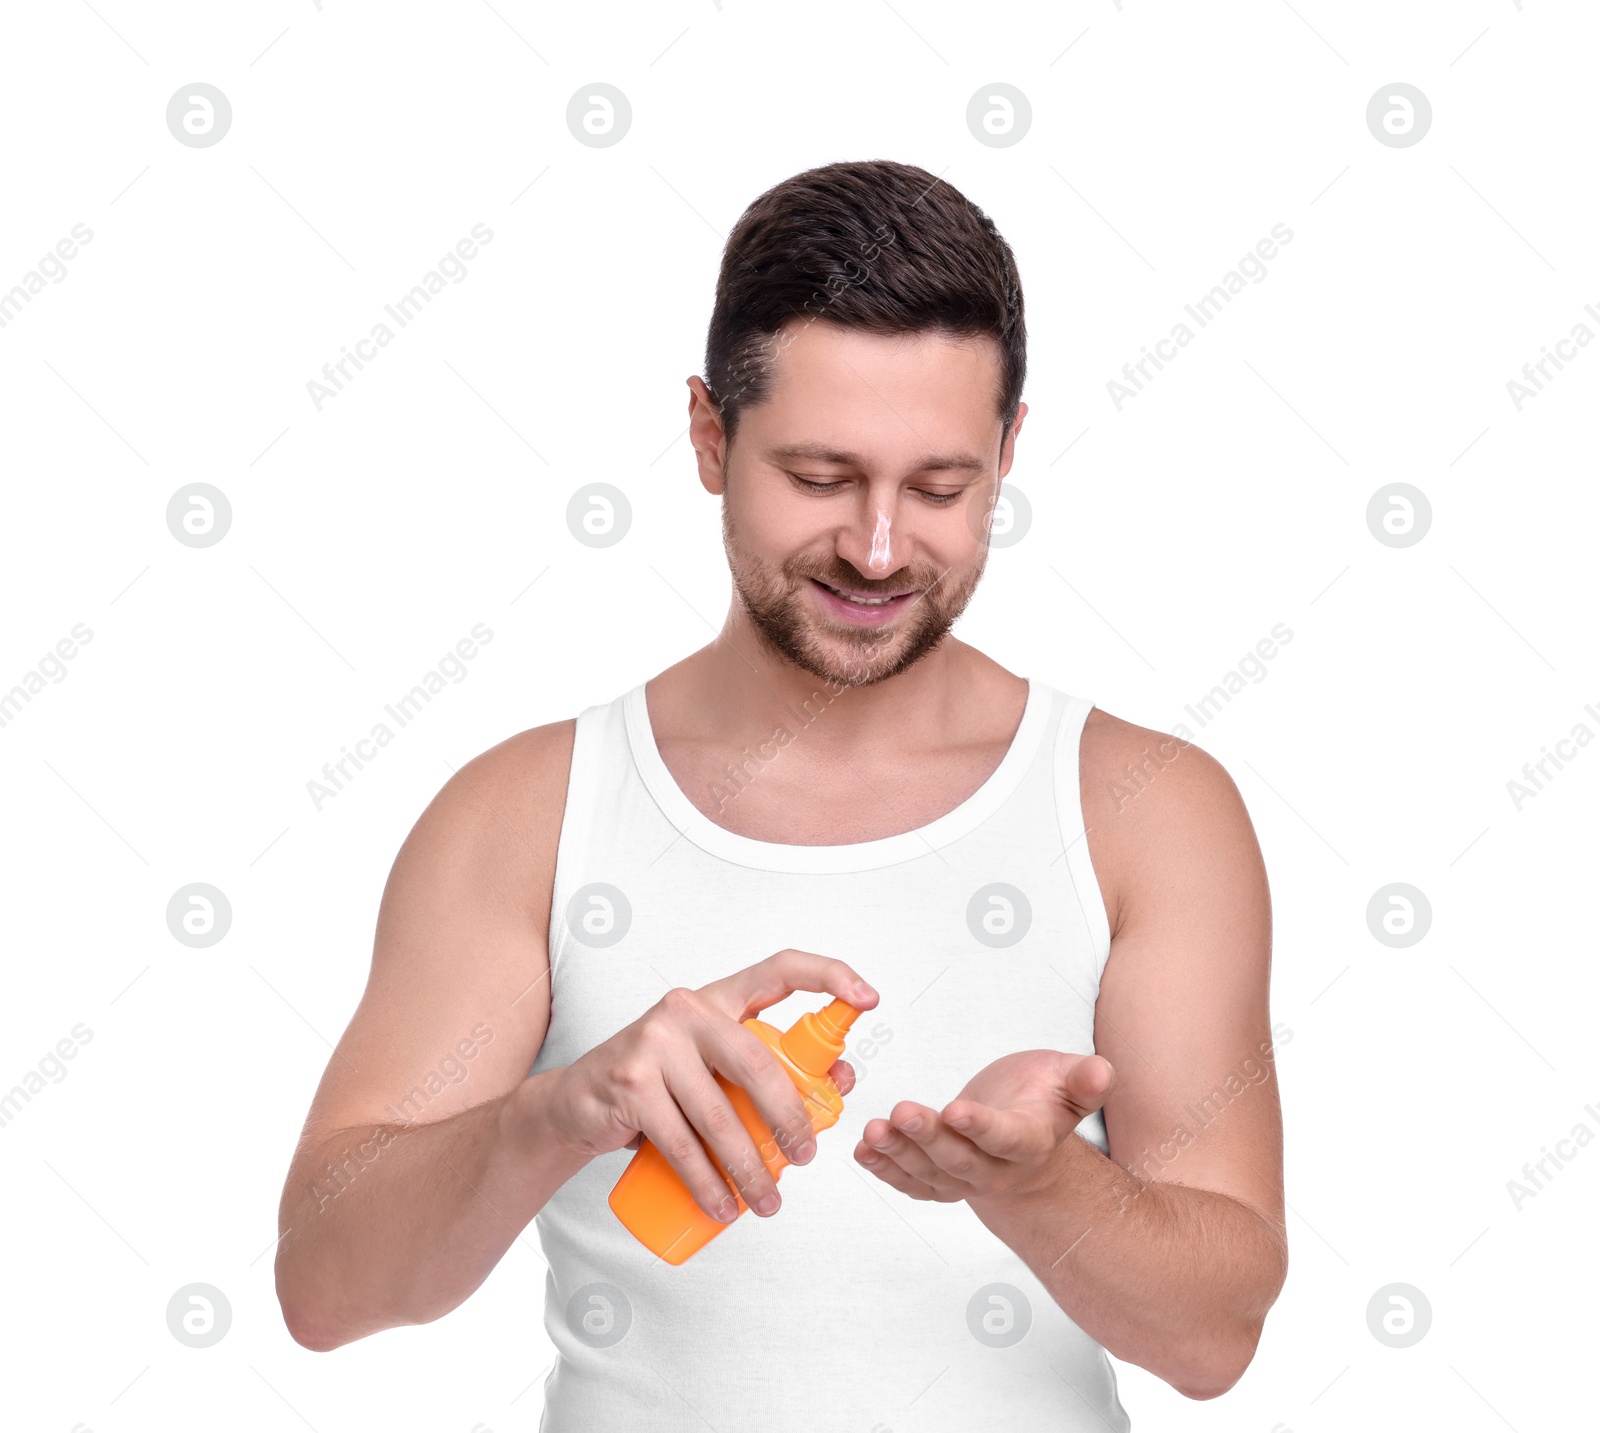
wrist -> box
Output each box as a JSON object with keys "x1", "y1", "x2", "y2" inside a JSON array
[
  {"x1": 501, "y1": 1067, "x2": 590, "y2": 1170},
  {"x1": 970, "y1": 1129, "x2": 1097, "y2": 1218}
]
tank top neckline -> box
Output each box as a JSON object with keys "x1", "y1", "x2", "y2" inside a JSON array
[{"x1": 620, "y1": 676, "x2": 1051, "y2": 874}]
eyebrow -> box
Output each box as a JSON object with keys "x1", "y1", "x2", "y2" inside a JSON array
[{"x1": 766, "y1": 441, "x2": 988, "y2": 475}]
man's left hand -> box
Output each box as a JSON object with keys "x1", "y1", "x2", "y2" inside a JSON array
[{"x1": 853, "y1": 1048, "x2": 1115, "y2": 1204}]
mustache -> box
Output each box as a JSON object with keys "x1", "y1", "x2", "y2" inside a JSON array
[{"x1": 788, "y1": 560, "x2": 949, "y2": 598}]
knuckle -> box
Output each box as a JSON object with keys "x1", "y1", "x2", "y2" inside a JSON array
[
  {"x1": 701, "y1": 1100, "x2": 737, "y2": 1140},
  {"x1": 729, "y1": 1031, "x2": 773, "y2": 1086},
  {"x1": 642, "y1": 990, "x2": 700, "y2": 1046},
  {"x1": 726, "y1": 1134, "x2": 768, "y2": 1179},
  {"x1": 662, "y1": 1132, "x2": 702, "y2": 1168},
  {"x1": 610, "y1": 1058, "x2": 651, "y2": 1093},
  {"x1": 635, "y1": 1016, "x2": 672, "y2": 1053},
  {"x1": 720, "y1": 1160, "x2": 754, "y2": 1202},
  {"x1": 659, "y1": 986, "x2": 698, "y2": 1019}
]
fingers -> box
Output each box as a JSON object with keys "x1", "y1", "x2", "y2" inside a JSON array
[
  {"x1": 668, "y1": 1055, "x2": 794, "y2": 1217},
  {"x1": 856, "y1": 1143, "x2": 942, "y2": 1202},
  {"x1": 690, "y1": 951, "x2": 878, "y2": 1174},
  {"x1": 606, "y1": 958, "x2": 879, "y2": 1226},
  {"x1": 702, "y1": 948, "x2": 878, "y2": 1024},
  {"x1": 935, "y1": 1100, "x2": 1040, "y2": 1160},
  {"x1": 879, "y1": 1104, "x2": 976, "y2": 1175},
  {"x1": 633, "y1": 1079, "x2": 745, "y2": 1224},
  {"x1": 861, "y1": 1106, "x2": 951, "y2": 1183},
  {"x1": 667, "y1": 988, "x2": 818, "y2": 1193},
  {"x1": 856, "y1": 1103, "x2": 975, "y2": 1202}
]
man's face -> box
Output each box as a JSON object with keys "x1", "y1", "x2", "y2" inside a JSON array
[{"x1": 699, "y1": 320, "x2": 1024, "y2": 688}]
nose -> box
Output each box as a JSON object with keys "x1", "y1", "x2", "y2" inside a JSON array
[
  {"x1": 868, "y1": 509, "x2": 892, "y2": 572},
  {"x1": 838, "y1": 498, "x2": 901, "y2": 580}
]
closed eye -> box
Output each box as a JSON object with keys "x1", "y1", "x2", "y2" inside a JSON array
[
  {"x1": 790, "y1": 475, "x2": 848, "y2": 495},
  {"x1": 788, "y1": 473, "x2": 963, "y2": 505}
]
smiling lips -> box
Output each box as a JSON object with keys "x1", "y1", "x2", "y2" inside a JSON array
[
  {"x1": 810, "y1": 577, "x2": 917, "y2": 625},
  {"x1": 818, "y1": 579, "x2": 911, "y2": 605}
]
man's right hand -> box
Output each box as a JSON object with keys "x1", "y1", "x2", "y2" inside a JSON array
[{"x1": 537, "y1": 948, "x2": 878, "y2": 1224}]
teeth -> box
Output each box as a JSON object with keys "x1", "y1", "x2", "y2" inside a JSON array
[{"x1": 825, "y1": 583, "x2": 900, "y2": 606}]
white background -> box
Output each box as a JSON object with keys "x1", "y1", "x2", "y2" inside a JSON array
[{"x1": 1, "y1": 1, "x2": 1594, "y2": 1429}]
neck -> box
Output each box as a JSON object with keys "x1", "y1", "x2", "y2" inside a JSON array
[{"x1": 655, "y1": 604, "x2": 1009, "y2": 760}]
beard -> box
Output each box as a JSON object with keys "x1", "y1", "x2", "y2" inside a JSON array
[{"x1": 721, "y1": 500, "x2": 986, "y2": 689}]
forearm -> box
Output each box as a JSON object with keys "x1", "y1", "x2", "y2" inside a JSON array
[
  {"x1": 969, "y1": 1134, "x2": 1287, "y2": 1399},
  {"x1": 275, "y1": 1066, "x2": 590, "y2": 1350}
]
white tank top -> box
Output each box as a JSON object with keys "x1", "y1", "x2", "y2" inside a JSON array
[{"x1": 529, "y1": 676, "x2": 1130, "y2": 1432}]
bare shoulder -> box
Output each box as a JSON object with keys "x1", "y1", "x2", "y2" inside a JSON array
[
  {"x1": 1078, "y1": 706, "x2": 1260, "y2": 941},
  {"x1": 411, "y1": 716, "x2": 579, "y2": 907}
]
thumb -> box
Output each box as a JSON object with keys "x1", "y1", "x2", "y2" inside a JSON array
[
  {"x1": 702, "y1": 948, "x2": 877, "y2": 1023},
  {"x1": 1061, "y1": 1052, "x2": 1115, "y2": 1119}
]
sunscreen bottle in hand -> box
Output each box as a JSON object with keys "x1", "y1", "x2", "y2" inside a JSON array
[{"x1": 608, "y1": 997, "x2": 861, "y2": 1265}]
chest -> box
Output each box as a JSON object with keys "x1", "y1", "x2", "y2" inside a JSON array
[{"x1": 656, "y1": 736, "x2": 1017, "y2": 844}]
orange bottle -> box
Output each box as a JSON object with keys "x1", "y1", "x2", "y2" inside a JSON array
[{"x1": 608, "y1": 997, "x2": 861, "y2": 1264}]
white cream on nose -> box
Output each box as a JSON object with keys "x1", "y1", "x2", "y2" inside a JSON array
[{"x1": 868, "y1": 508, "x2": 892, "y2": 571}]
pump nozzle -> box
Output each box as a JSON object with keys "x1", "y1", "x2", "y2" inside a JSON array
[{"x1": 779, "y1": 997, "x2": 861, "y2": 1076}]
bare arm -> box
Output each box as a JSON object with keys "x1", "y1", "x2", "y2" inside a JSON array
[
  {"x1": 975, "y1": 718, "x2": 1287, "y2": 1398},
  {"x1": 274, "y1": 720, "x2": 580, "y2": 1352}
]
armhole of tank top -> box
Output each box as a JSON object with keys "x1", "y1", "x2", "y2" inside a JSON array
[
  {"x1": 1053, "y1": 691, "x2": 1114, "y2": 980},
  {"x1": 546, "y1": 700, "x2": 607, "y2": 981}
]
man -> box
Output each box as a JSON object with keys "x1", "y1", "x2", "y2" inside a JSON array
[{"x1": 274, "y1": 159, "x2": 1286, "y2": 1429}]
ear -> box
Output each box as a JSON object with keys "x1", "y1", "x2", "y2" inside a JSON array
[
  {"x1": 997, "y1": 400, "x2": 1028, "y2": 481},
  {"x1": 687, "y1": 376, "x2": 729, "y2": 496}
]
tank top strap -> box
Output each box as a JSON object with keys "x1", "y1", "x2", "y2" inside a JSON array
[
  {"x1": 546, "y1": 695, "x2": 618, "y2": 978},
  {"x1": 1050, "y1": 690, "x2": 1112, "y2": 975}
]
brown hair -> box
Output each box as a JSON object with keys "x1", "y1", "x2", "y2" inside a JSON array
[{"x1": 703, "y1": 159, "x2": 1026, "y2": 452}]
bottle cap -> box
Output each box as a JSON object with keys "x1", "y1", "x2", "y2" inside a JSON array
[{"x1": 779, "y1": 997, "x2": 861, "y2": 1076}]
